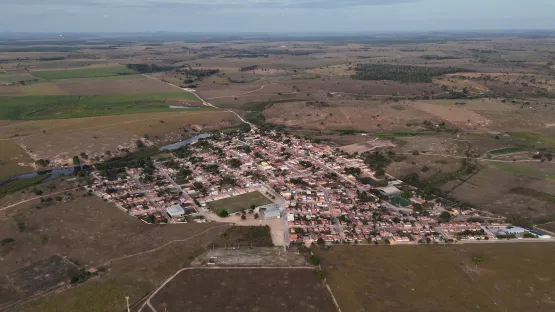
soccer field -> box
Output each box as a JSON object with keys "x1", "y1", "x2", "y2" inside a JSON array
[{"x1": 207, "y1": 191, "x2": 272, "y2": 214}]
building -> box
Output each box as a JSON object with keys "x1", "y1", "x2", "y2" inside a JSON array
[
  {"x1": 166, "y1": 205, "x2": 185, "y2": 218},
  {"x1": 378, "y1": 186, "x2": 402, "y2": 198},
  {"x1": 258, "y1": 203, "x2": 282, "y2": 220}
]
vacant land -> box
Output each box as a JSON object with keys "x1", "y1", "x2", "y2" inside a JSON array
[
  {"x1": 0, "y1": 92, "x2": 202, "y2": 120},
  {"x1": 55, "y1": 75, "x2": 183, "y2": 95},
  {"x1": 318, "y1": 244, "x2": 555, "y2": 312},
  {"x1": 0, "y1": 140, "x2": 33, "y2": 179},
  {"x1": 211, "y1": 226, "x2": 274, "y2": 247},
  {"x1": 0, "y1": 192, "x2": 229, "y2": 311},
  {"x1": 148, "y1": 268, "x2": 336, "y2": 312},
  {"x1": 207, "y1": 191, "x2": 272, "y2": 214},
  {"x1": 31, "y1": 65, "x2": 136, "y2": 80}
]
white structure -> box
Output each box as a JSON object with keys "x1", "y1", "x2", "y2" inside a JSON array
[
  {"x1": 166, "y1": 205, "x2": 185, "y2": 218},
  {"x1": 258, "y1": 203, "x2": 283, "y2": 220},
  {"x1": 378, "y1": 186, "x2": 402, "y2": 197}
]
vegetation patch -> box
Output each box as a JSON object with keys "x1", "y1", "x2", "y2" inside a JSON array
[
  {"x1": 488, "y1": 147, "x2": 523, "y2": 155},
  {"x1": 0, "y1": 175, "x2": 49, "y2": 198},
  {"x1": 352, "y1": 64, "x2": 470, "y2": 83}
]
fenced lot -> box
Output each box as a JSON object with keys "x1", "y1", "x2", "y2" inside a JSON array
[{"x1": 207, "y1": 191, "x2": 272, "y2": 214}]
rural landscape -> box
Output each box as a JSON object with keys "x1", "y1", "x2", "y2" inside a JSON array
[{"x1": 1, "y1": 30, "x2": 555, "y2": 312}]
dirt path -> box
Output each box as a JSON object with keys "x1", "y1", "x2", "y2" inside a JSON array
[{"x1": 205, "y1": 84, "x2": 269, "y2": 99}]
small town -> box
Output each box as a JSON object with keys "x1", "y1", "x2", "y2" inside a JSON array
[{"x1": 88, "y1": 126, "x2": 553, "y2": 247}]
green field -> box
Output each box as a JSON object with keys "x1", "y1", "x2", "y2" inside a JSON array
[
  {"x1": 31, "y1": 66, "x2": 136, "y2": 80},
  {"x1": 207, "y1": 191, "x2": 273, "y2": 214},
  {"x1": 0, "y1": 92, "x2": 203, "y2": 120}
]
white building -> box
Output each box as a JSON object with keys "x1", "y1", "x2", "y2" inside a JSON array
[{"x1": 166, "y1": 205, "x2": 185, "y2": 218}]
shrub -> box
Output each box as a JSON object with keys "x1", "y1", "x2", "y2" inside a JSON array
[
  {"x1": 218, "y1": 210, "x2": 229, "y2": 218},
  {"x1": 309, "y1": 255, "x2": 321, "y2": 266}
]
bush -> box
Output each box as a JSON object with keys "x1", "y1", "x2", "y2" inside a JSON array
[
  {"x1": 0, "y1": 238, "x2": 15, "y2": 246},
  {"x1": 218, "y1": 210, "x2": 229, "y2": 218},
  {"x1": 309, "y1": 255, "x2": 321, "y2": 266}
]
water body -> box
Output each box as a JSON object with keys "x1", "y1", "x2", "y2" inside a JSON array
[
  {"x1": 168, "y1": 105, "x2": 202, "y2": 109},
  {"x1": 159, "y1": 133, "x2": 211, "y2": 151},
  {"x1": 0, "y1": 165, "x2": 91, "y2": 187}
]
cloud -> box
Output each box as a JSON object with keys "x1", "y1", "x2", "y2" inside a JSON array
[{"x1": 5, "y1": 0, "x2": 419, "y2": 9}]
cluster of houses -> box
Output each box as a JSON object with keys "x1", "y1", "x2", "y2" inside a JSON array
[{"x1": 86, "y1": 126, "x2": 551, "y2": 244}]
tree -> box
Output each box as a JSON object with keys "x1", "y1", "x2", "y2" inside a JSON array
[
  {"x1": 55, "y1": 196, "x2": 62, "y2": 202},
  {"x1": 439, "y1": 211, "x2": 451, "y2": 222},
  {"x1": 136, "y1": 140, "x2": 145, "y2": 150},
  {"x1": 254, "y1": 213, "x2": 259, "y2": 219},
  {"x1": 17, "y1": 222, "x2": 26, "y2": 232},
  {"x1": 241, "y1": 214, "x2": 246, "y2": 220},
  {"x1": 218, "y1": 210, "x2": 229, "y2": 218},
  {"x1": 72, "y1": 156, "x2": 80, "y2": 165},
  {"x1": 317, "y1": 238, "x2": 325, "y2": 245}
]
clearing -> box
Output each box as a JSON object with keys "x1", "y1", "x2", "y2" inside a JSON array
[
  {"x1": 207, "y1": 191, "x2": 272, "y2": 214},
  {"x1": 0, "y1": 140, "x2": 34, "y2": 180}
]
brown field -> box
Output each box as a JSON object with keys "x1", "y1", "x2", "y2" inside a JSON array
[
  {"x1": 148, "y1": 268, "x2": 336, "y2": 312},
  {"x1": 318, "y1": 244, "x2": 555, "y2": 312},
  {"x1": 0, "y1": 140, "x2": 34, "y2": 179},
  {"x1": 0, "y1": 82, "x2": 68, "y2": 96},
  {"x1": 2, "y1": 110, "x2": 240, "y2": 165},
  {"x1": 56, "y1": 75, "x2": 181, "y2": 95},
  {"x1": 0, "y1": 192, "x2": 230, "y2": 311}
]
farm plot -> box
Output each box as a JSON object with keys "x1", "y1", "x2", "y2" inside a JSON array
[
  {"x1": 31, "y1": 65, "x2": 136, "y2": 80},
  {"x1": 207, "y1": 191, "x2": 272, "y2": 214},
  {"x1": 0, "y1": 92, "x2": 203, "y2": 120},
  {"x1": 318, "y1": 244, "x2": 555, "y2": 312},
  {"x1": 148, "y1": 268, "x2": 336, "y2": 312}
]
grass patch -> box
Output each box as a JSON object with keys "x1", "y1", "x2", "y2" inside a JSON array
[
  {"x1": 0, "y1": 140, "x2": 34, "y2": 180},
  {"x1": 0, "y1": 93, "x2": 204, "y2": 120},
  {"x1": 504, "y1": 132, "x2": 555, "y2": 150},
  {"x1": 207, "y1": 191, "x2": 272, "y2": 214},
  {"x1": 211, "y1": 226, "x2": 273, "y2": 247},
  {"x1": 0, "y1": 175, "x2": 49, "y2": 198},
  {"x1": 31, "y1": 66, "x2": 136, "y2": 80},
  {"x1": 509, "y1": 187, "x2": 555, "y2": 203}
]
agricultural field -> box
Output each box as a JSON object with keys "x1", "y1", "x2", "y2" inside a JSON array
[
  {"x1": 31, "y1": 65, "x2": 136, "y2": 80},
  {"x1": 318, "y1": 244, "x2": 555, "y2": 312},
  {"x1": 0, "y1": 191, "x2": 229, "y2": 311},
  {"x1": 207, "y1": 191, "x2": 273, "y2": 214},
  {"x1": 0, "y1": 92, "x2": 202, "y2": 120},
  {"x1": 147, "y1": 268, "x2": 336, "y2": 312}
]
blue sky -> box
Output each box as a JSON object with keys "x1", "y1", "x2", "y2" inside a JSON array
[{"x1": 2, "y1": 0, "x2": 555, "y2": 32}]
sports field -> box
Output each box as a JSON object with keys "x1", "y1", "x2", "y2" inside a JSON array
[
  {"x1": 207, "y1": 191, "x2": 272, "y2": 214},
  {"x1": 31, "y1": 65, "x2": 136, "y2": 80},
  {"x1": 0, "y1": 92, "x2": 203, "y2": 120}
]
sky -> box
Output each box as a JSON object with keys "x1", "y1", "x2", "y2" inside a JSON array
[{"x1": 2, "y1": 0, "x2": 555, "y2": 33}]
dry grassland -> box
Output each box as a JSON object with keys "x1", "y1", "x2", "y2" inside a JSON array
[
  {"x1": 2, "y1": 110, "x2": 239, "y2": 165},
  {"x1": 318, "y1": 244, "x2": 555, "y2": 312},
  {"x1": 56, "y1": 76, "x2": 180, "y2": 95},
  {"x1": 0, "y1": 193, "x2": 230, "y2": 311},
  {"x1": 0, "y1": 140, "x2": 34, "y2": 179}
]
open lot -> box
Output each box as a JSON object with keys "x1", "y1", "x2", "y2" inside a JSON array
[
  {"x1": 0, "y1": 192, "x2": 230, "y2": 311},
  {"x1": 207, "y1": 191, "x2": 272, "y2": 214},
  {"x1": 55, "y1": 75, "x2": 184, "y2": 95},
  {"x1": 318, "y1": 244, "x2": 555, "y2": 312},
  {"x1": 148, "y1": 268, "x2": 336, "y2": 312}
]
